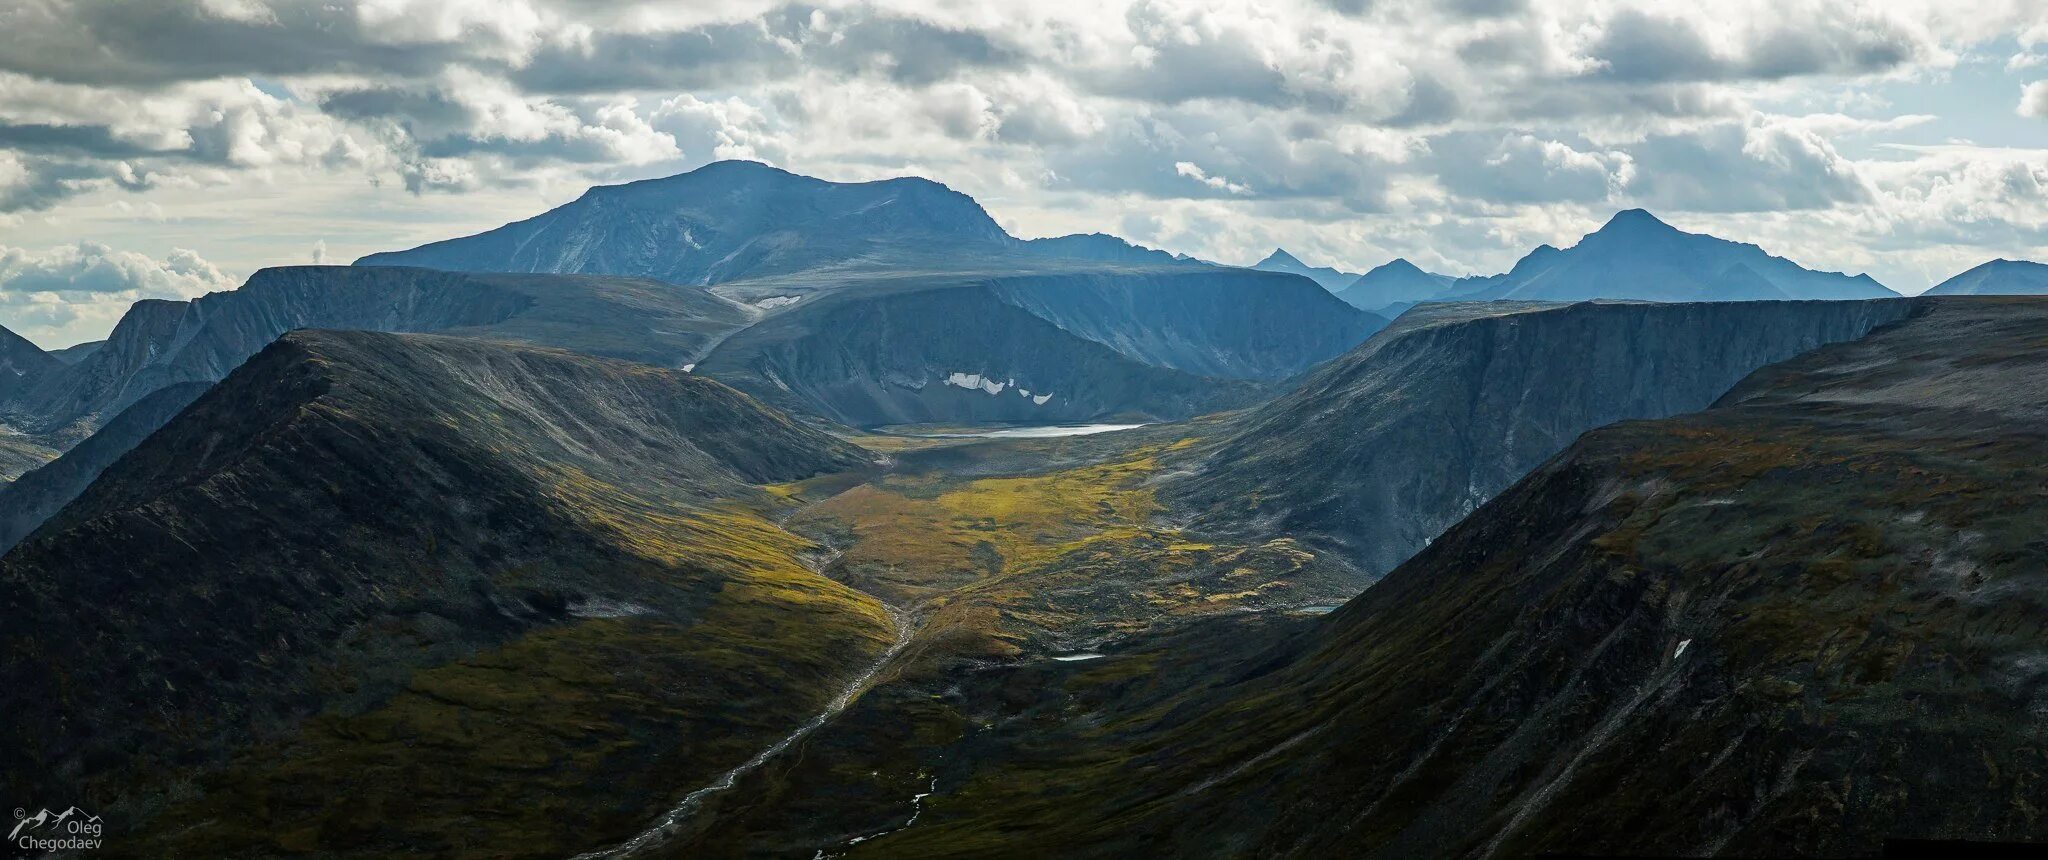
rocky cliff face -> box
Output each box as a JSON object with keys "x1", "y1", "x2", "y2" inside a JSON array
[
  {"x1": 0, "y1": 330, "x2": 893, "y2": 857},
  {"x1": 357, "y1": 160, "x2": 1014, "y2": 283},
  {"x1": 1, "y1": 266, "x2": 752, "y2": 439},
  {"x1": 695, "y1": 283, "x2": 1269, "y2": 426},
  {"x1": 1175, "y1": 298, "x2": 1919, "y2": 577}
]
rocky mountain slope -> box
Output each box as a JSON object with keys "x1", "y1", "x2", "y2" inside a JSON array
[
  {"x1": 0, "y1": 322, "x2": 58, "y2": 385},
  {"x1": 1174, "y1": 298, "x2": 1917, "y2": 576},
  {"x1": 1444, "y1": 209, "x2": 1896, "y2": 302},
  {"x1": 1924, "y1": 258, "x2": 2048, "y2": 295},
  {"x1": 0, "y1": 266, "x2": 752, "y2": 441},
  {"x1": 693, "y1": 279, "x2": 1275, "y2": 427},
  {"x1": 1253, "y1": 248, "x2": 1359, "y2": 292},
  {"x1": 840, "y1": 296, "x2": 2048, "y2": 857},
  {"x1": 358, "y1": 160, "x2": 1015, "y2": 283},
  {"x1": 0, "y1": 381, "x2": 210, "y2": 553},
  {"x1": 0, "y1": 330, "x2": 894, "y2": 857}
]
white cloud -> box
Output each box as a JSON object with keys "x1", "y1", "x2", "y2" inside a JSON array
[
  {"x1": 0, "y1": 0, "x2": 2044, "y2": 329},
  {"x1": 2022, "y1": 81, "x2": 2048, "y2": 119},
  {"x1": 0, "y1": 242, "x2": 236, "y2": 346},
  {"x1": 1174, "y1": 161, "x2": 1253, "y2": 195}
]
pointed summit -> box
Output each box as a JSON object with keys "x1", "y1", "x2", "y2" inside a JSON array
[
  {"x1": 1252, "y1": 248, "x2": 1359, "y2": 292},
  {"x1": 1257, "y1": 248, "x2": 1306, "y2": 269},
  {"x1": 1600, "y1": 208, "x2": 1671, "y2": 230}
]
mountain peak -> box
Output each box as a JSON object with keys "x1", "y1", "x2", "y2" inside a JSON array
[
  {"x1": 1258, "y1": 248, "x2": 1306, "y2": 269},
  {"x1": 1595, "y1": 208, "x2": 1676, "y2": 235},
  {"x1": 1367, "y1": 258, "x2": 1425, "y2": 276},
  {"x1": 1925, "y1": 257, "x2": 2048, "y2": 296}
]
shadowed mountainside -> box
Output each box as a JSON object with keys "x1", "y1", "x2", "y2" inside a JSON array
[
  {"x1": 0, "y1": 330, "x2": 896, "y2": 858},
  {"x1": 0, "y1": 381, "x2": 210, "y2": 552},
  {"x1": 1173, "y1": 298, "x2": 1919, "y2": 576},
  {"x1": 693, "y1": 280, "x2": 1283, "y2": 427}
]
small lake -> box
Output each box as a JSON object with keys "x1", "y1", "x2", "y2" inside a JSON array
[{"x1": 927, "y1": 424, "x2": 1149, "y2": 439}]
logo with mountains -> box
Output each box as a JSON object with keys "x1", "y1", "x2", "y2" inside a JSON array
[{"x1": 11, "y1": 806, "x2": 103, "y2": 853}]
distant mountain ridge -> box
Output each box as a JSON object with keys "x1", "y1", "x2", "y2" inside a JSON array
[
  {"x1": 1251, "y1": 248, "x2": 1360, "y2": 292},
  {"x1": 1334, "y1": 257, "x2": 1457, "y2": 313},
  {"x1": 358, "y1": 160, "x2": 1015, "y2": 283},
  {"x1": 1442, "y1": 209, "x2": 1895, "y2": 302},
  {"x1": 1924, "y1": 258, "x2": 2048, "y2": 295},
  {"x1": 0, "y1": 266, "x2": 753, "y2": 441}
]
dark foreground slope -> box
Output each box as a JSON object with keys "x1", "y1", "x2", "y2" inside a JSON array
[
  {"x1": 2, "y1": 266, "x2": 751, "y2": 440},
  {"x1": 0, "y1": 381, "x2": 209, "y2": 552},
  {"x1": 1176, "y1": 299, "x2": 1916, "y2": 576},
  {"x1": 864, "y1": 296, "x2": 2048, "y2": 857},
  {"x1": 0, "y1": 331, "x2": 895, "y2": 858}
]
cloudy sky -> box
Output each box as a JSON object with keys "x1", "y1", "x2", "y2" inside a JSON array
[{"x1": 1, "y1": 0, "x2": 2046, "y2": 347}]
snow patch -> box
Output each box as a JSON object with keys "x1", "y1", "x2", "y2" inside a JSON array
[
  {"x1": 1674, "y1": 638, "x2": 1692, "y2": 660},
  {"x1": 753, "y1": 295, "x2": 801, "y2": 309},
  {"x1": 1032, "y1": 393, "x2": 1052, "y2": 405},
  {"x1": 681, "y1": 363, "x2": 695, "y2": 373},
  {"x1": 945, "y1": 372, "x2": 1009, "y2": 396}
]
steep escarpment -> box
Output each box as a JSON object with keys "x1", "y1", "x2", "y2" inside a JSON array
[
  {"x1": 2, "y1": 265, "x2": 750, "y2": 439},
  {"x1": 0, "y1": 331, "x2": 890, "y2": 858},
  {"x1": 984, "y1": 268, "x2": 1384, "y2": 380},
  {"x1": 696, "y1": 283, "x2": 1267, "y2": 426},
  {"x1": 868, "y1": 296, "x2": 2048, "y2": 858},
  {"x1": 1176, "y1": 298, "x2": 1918, "y2": 576}
]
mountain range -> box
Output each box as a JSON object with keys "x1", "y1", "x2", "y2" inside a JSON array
[
  {"x1": 1441, "y1": 209, "x2": 1896, "y2": 302},
  {"x1": 7, "y1": 157, "x2": 2048, "y2": 857}
]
